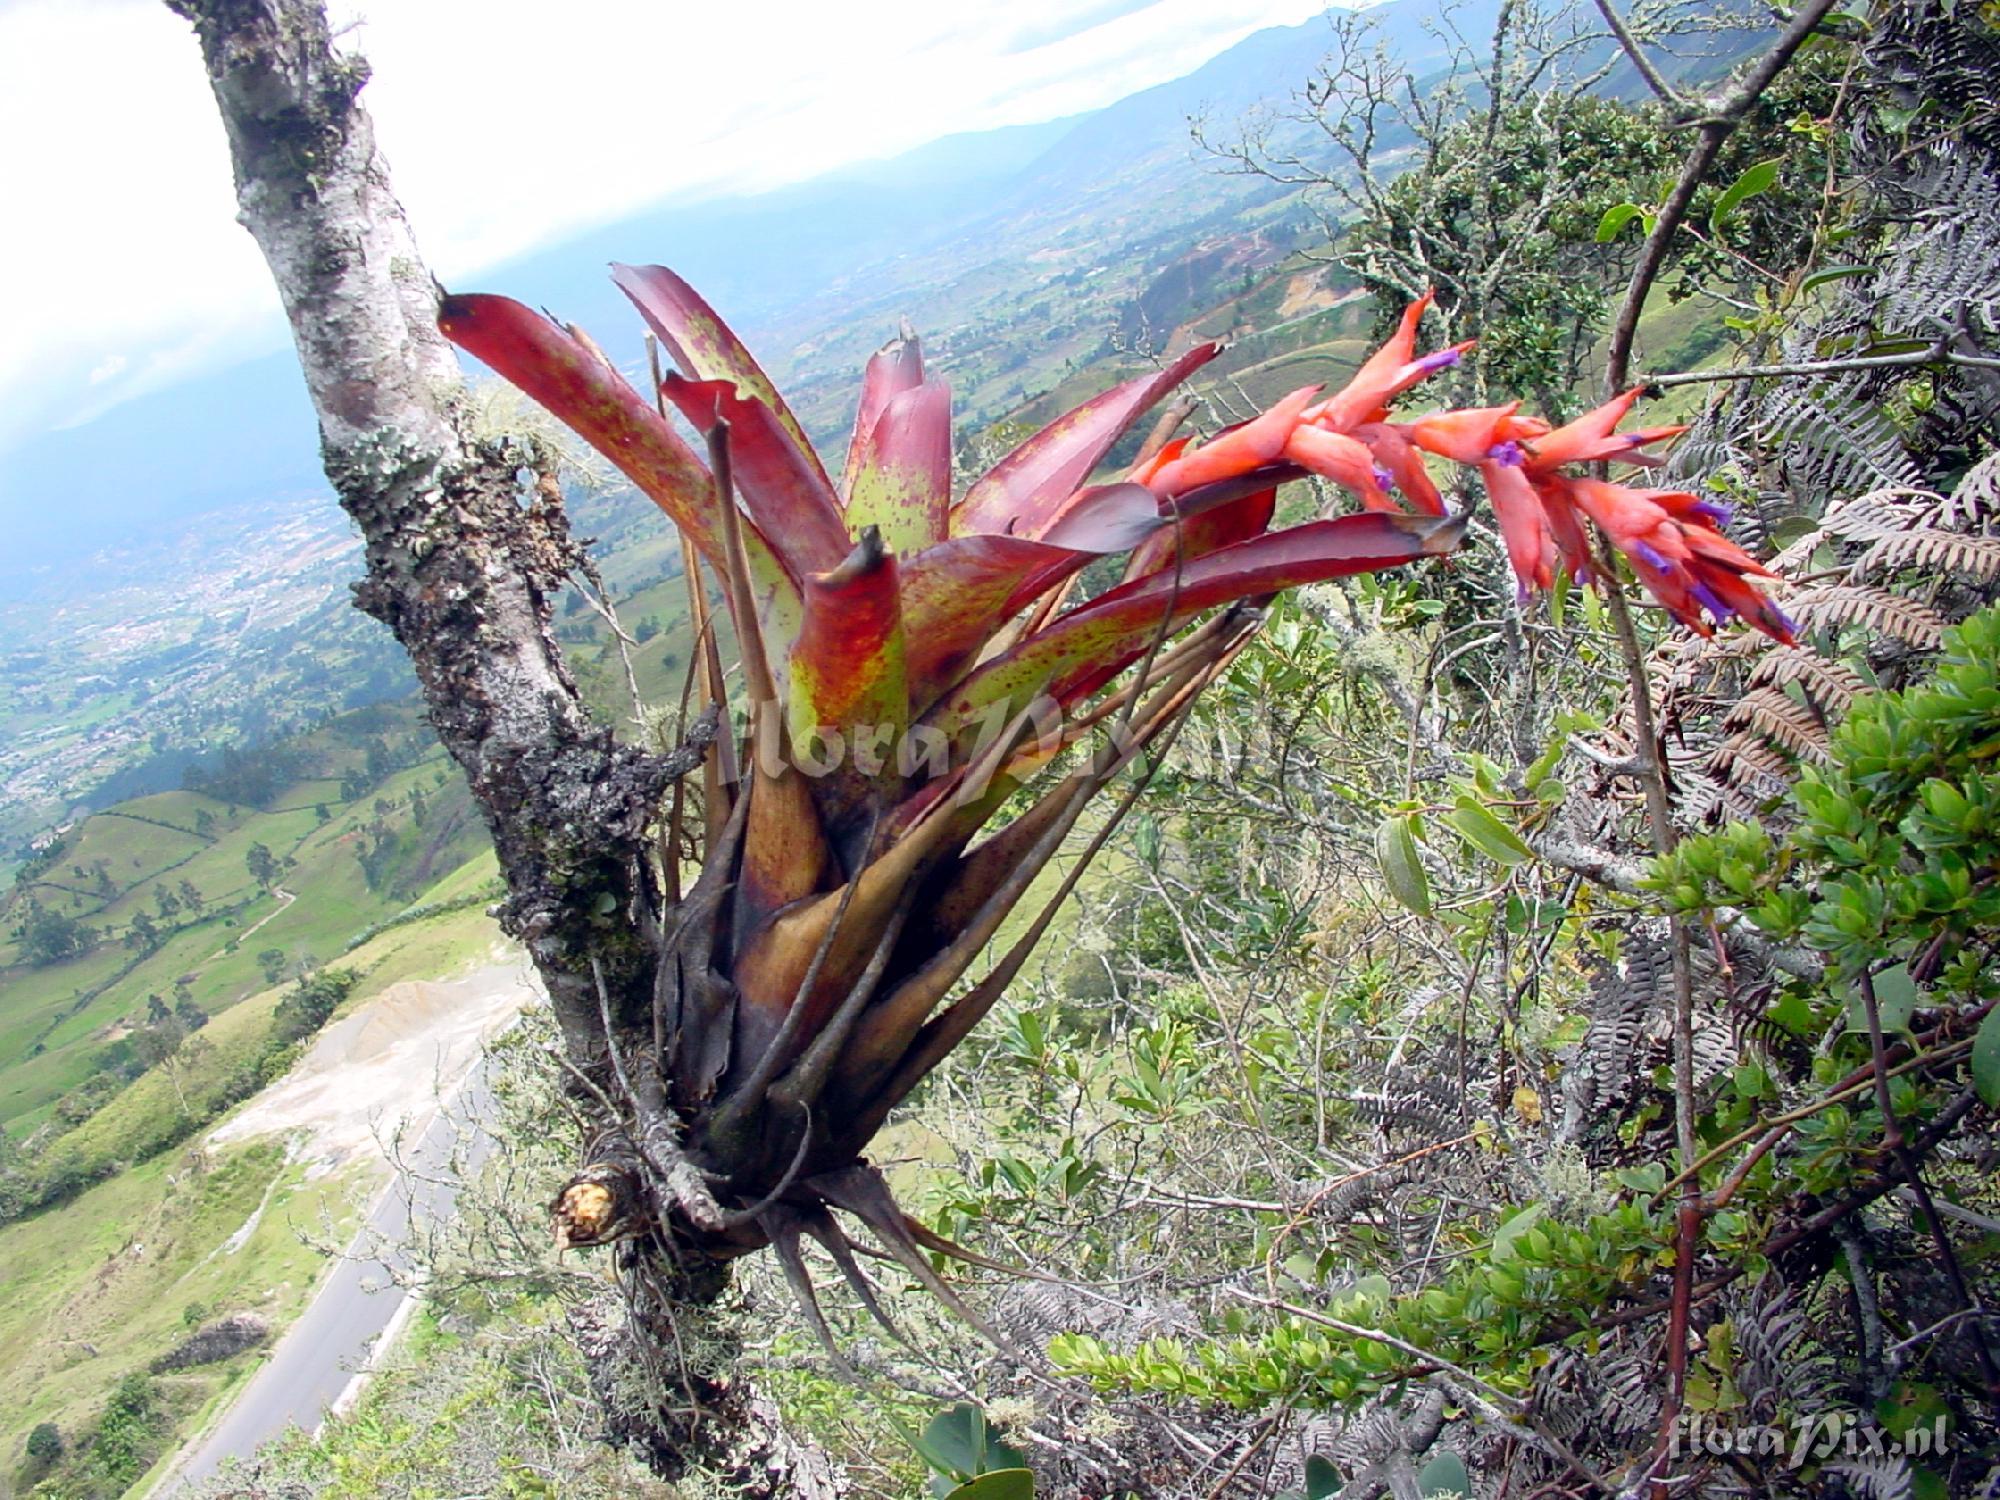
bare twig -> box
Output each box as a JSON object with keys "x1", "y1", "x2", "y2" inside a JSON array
[{"x1": 1604, "y1": 0, "x2": 1844, "y2": 394}]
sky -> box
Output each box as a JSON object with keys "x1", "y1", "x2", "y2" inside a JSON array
[{"x1": 0, "y1": 0, "x2": 1335, "y2": 454}]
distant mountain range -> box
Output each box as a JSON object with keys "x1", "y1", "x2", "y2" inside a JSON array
[
  {"x1": 0, "y1": 3, "x2": 1507, "y2": 598},
  {"x1": 0, "y1": 0, "x2": 1765, "y2": 604}
]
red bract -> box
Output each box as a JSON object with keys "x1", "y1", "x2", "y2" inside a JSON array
[{"x1": 1111, "y1": 293, "x2": 1792, "y2": 644}]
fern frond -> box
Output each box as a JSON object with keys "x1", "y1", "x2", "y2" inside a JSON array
[
  {"x1": 1822, "y1": 488, "x2": 1935, "y2": 542},
  {"x1": 1789, "y1": 586, "x2": 1947, "y2": 649},
  {"x1": 1825, "y1": 1454, "x2": 1915, "y2": 1500},
  {"x1": 1934, "y1": 451, "x2": 2000, "y2": 532},
  {"x1": 1852, "y1": 527, "x2": 2000, "y2": 583},
  {"x1": 1729, "y1": 1285, "x2": 1844, "y2": 1421},
  {"x1": 1709, "y1": 731, "x2": 1797, "y2": 791},
  {"x1": 1757, "y1": 382, "x2": 1923, "y2": 501},
  {"x1": 1724, "y1": 686, "x2": 1833, "y2": 763},
  {"x1": 1746, "y1": 648, "x2": 1869, "y2": 713}
]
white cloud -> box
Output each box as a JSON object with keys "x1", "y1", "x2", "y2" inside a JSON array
[{"x1": 0, "y1": 0, "x2": 1332, "y2": 450}]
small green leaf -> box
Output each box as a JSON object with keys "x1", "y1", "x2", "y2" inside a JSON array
[
  {"x1": 943, "y1": 1471, "x2": 1036, "y2": 1500},
  {"x1": 1846, "y1": 962, "x2": 1919, "y2": 1037},
  {"x1": 1376, "y1": 814, "x2": 1433, "y2": 915},
  {"x1": 1973, "y1": 1006, "x2": 2000, "y2": 1110},
  {"x1": 1445, "y1": 798, "x2": 1534, "y2": 866},
  {"x1": 1491, "y1": 1203, "x2": 1546, "y2": 1262},
  {"x1": 1417, "y1": 1450, "x2": 1472, "y2": 1498},
  {"x1": 1710, "y1": 159, "x2": 1781, "y2": 234},
  {"x1": 1800, "y1": 264, "x2": 1871, "y2": 292},
  {"x1": 1770, "y1": 515, "x2": 1821, "y2": 547},
  {"x1": 1596, "y1": 202, "x2": 1643, "y2": 243},
  {"x1": 1303, "y1": 1454, "x2": 1341, "y2": 1499}
]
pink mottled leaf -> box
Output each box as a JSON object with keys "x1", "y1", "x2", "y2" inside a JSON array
[
  {"x1": 660, "y1": 375, "x2": 852, "y2": 580},
  {"x1": 611, "y1": 262, "x2": 831, "y2": 491},
  {"x1": 952, "y1": 343, "x2": 1220, "y2": 539},
  {"x1": 437, "y1": 293, "x2": 718, "y2": 561},
  {"x1": 842, "y1": 328, "x2": 926, "y2": 501},
  {"x1": 846, "y1": 379, "x2": 951, "y2": 555},
  {"x1": 897, "y1": 485, "x2": 1166, "y2": 716}
]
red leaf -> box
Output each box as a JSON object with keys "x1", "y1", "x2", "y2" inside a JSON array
[
  {"x1": 660, "y1": 375, "x2": 852, "y2": 580},
  {"x1": 845, "y1": 379, "x2": 952, "y2": 555},
  {"x1": 610, "y1": 263, "x2": 831, "y2": 491},
  {"x1": 841, "y1": 329, "x2": 926, "y2": 501},
  {"x1": 788, "y1": 531, "x2": 908, "y2": 832},
  {"x1": 896, "y1": 484, "x2": 1166, "y2": 716},
  {"x1": 437, "y1": 293, "x2": 718, "y2": 562},
  {"x1": 1126, "y1": 485, "x2": 1278, "y2": 580},
  {"x1": 921, "y1": 513, "x2": 1468, "y2": 747},
  {"x1": 952, "y1": 343, "x2": 1220, "y2": 539}
]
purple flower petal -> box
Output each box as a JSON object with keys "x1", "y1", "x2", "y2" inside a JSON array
[
  {"x1": 1690, "y1": 500, "x2": 1734, "y2": 528},
  {"x1": 1691, "y1": 581, "x2": 1735, "y2": 621},
  {"x1": 1632, "y1": 540, "x2": 1671, "y2": 573},
  {"x1": 1488, "y1": 440, "x2": 1526, "y2": 468},
  {"x1": 1415, "y1": 348, "x2": 1462, "y2": 374}
]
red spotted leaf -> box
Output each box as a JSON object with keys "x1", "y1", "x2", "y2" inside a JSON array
[
  {"x1": 1127, "y1": 485, "x2": 1278, "y2": 580},
  {"x1": 846, "y1": 380, "x2": 952, "y2": 555},
  {"x1": 897, "y1": 484, "x2": 1167, "y2": 716},
  {"x1": 611, "y1": 262, "x2": 830, "y2": 490},
  {"x1": 789, "y1": 531, "x2": 909, "y2": 834},
  {"x1": 660, "y1": 375, "x2": 852, "y2": 580},
  {"x1": 841, "y1": 329, "x2": 926, "y2": 501},
  {"x1": 437, "y1": 293, "x2": 718, "y2": 561}
]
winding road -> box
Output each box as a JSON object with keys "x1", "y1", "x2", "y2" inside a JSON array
[{"x1": 160, "y1": 1072, "x2": 496, "y2": 1494}]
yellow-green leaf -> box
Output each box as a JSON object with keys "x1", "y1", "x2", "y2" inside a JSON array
[
  {"x1": 1375, "y1": 814, "x2": 1432, "y2": 915},
  {"x1": 1710, "y1": 159, "x2": 1781, "y2": 235},
  {"x1": 1444, "y1": 797, "x2": 1534, "y2": 866},
  {"x1": 1974, "y1": 1005, "x2": 2000, "y2": 1109}
]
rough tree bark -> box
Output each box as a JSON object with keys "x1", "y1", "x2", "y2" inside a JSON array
[{"x1": 165, "y1": 1, "x2": 836, "y2": 1490}]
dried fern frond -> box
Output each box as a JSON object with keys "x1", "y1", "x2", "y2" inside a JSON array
[
  {"x1": 1671, "y1": 769, "x2": 1730, "y2": 827},
  {"x1": 1729, "y1": 1285, "x2": 1844, "y2": 1422},
  {"x1": 1757, "y1": 382, "x2": 1925, "y2": 502},
  {"x1": 1708, "y1": 731, "x2": 1796, "y2": 794},
  {"x1": 1852, "y1": 527, "x2": 2000, "y2": 583},
  {"x1": 1560, "y1": 933, "x2": 1666, "y2": 1134},
  {"x1": 1723, "y1": 686, "x2": 1833, "y2": 763},
  {"x1": 1820, "y1": 487, "x2": 1936, "y2": 542},
  {"x1": 1349, "y1": 1089, "x2": 1460, "y2": 1141},
  {"x1": 1788, "y1": 586, "x2": 1948, "y2": 649},
  {"x1": 1746, "y1": 648, "x2": 1869, "y2": 712},
  {"x1": 1825, "y1": 1453, "x2": 1916, "y2": 1500},
  {"x1": 1934, "y1": 452, "x2": 2000, "y2": 532},
  {"x1": 1690, "y1": 1020, "x2": 1740, "y2": 1089}
]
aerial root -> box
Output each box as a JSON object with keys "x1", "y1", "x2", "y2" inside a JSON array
[
  {"x1": 760, "y1": 1205, "x2": 856, "y2": 1378},
  {"x1": 806, "y1": 1164, "x2": 1024, "y2": 1360}
]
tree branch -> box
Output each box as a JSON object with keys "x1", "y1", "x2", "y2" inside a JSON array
[
  {"x1": 163, "y1": 0, "x2": 692, "y2": 1033},
  {"x1": 1591, "y1": 0, "x2": 1689, "y2": 107},
  {"x1": 1605, "y1": 0, "x2": 1842, "y2": 393}
]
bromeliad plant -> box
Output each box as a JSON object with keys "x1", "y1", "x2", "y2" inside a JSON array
[{"x1": 434, "y1": 266, "x2": 1787, "y2": 1341}]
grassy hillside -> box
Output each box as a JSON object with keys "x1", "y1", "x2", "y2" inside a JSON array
[
  {"x1": 0, "y1": 706, "x2": 487, "y2": 1144},
  {"x1": 0, "y1": 884, "x2": 507, "y2": 1497},
  {"x1": 0, "y1": 1141, "x2": 362, "y2": 1499}
]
